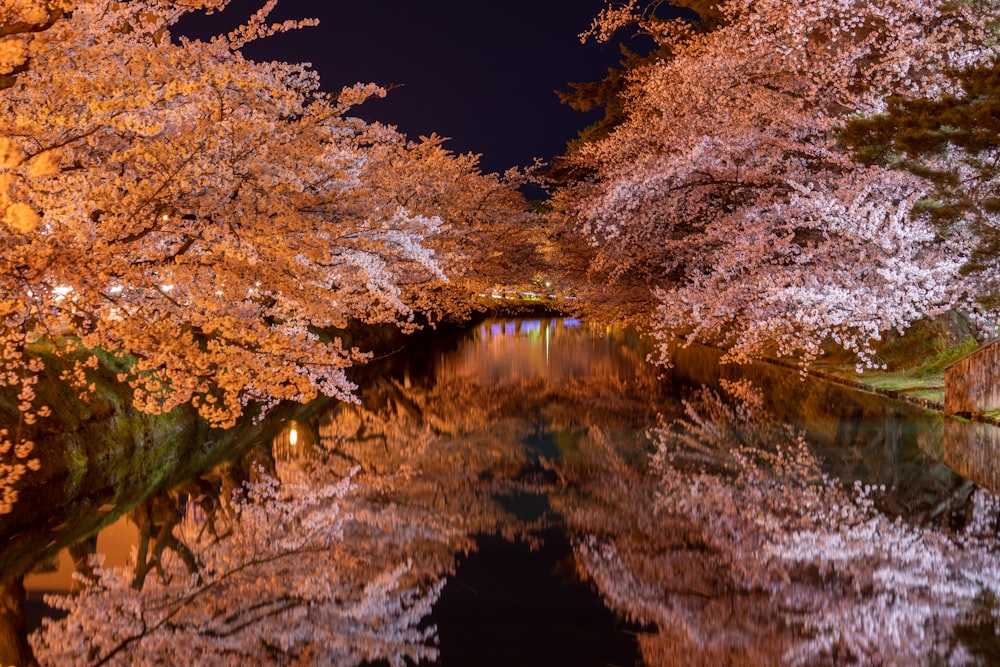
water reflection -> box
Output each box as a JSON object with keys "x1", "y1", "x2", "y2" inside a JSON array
[
  {"x1": 272, "y1": 419, "x2": 316, "y2": 464},
  {"x1": 945, "y1": 418, "x2": 1000, "y2": 493},
  {"x1": 562, "y1": 382, "x2": 1000, "y2": 665},
  {"x1": 7, "y1": 318, "x2": 1000, "y2": 665}
]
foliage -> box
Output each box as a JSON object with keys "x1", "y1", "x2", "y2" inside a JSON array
[
  {"x1": 550, "y1": 0, "x2": 723, "y2": 186},
  {"x1": 554, "y1": 0, "x2": 1000, "y2": 367},
  {"x1": 0, "y1": 0, "x2": 64, "y2": 90},
  {"x1": 913, "y1": 334, "x2": 980, "y2": 377},
  {"x1": 840, "y1": 62, "x2": 1000, "y2": 299}
]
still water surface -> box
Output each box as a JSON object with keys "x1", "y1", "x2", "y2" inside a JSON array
[{"x1": 8, "y1": 318, "x2": 1000, "y2": 665}]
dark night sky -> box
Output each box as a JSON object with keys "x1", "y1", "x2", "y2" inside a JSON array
[{"x1": 176, "y1": 1, "x2": 685, "y2": 174}]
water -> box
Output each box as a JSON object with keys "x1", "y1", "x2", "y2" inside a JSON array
[{"x1": 4, "y1": 318, "x2": 1000, "y2": 666}]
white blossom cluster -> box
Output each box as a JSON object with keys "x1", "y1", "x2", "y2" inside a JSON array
[{"x1": 562, "y1": 0, "x2": 1000, "y2": 366}]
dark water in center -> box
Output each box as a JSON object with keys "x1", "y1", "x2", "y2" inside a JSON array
[{"x1": 5, "y1": 318, "x2": 1000, "y2": 666}]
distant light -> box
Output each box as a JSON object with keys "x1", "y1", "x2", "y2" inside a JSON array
[
  {"x1": 161, "y1": 213, "x2": 170, "y2": 221},
  {"x1": 53, "y1": 285, "x2": 73, "y2": 296},
  {"x1": 160, "y1": 284, "x2": 174, "y2": 292},
  {"x1": 289, "y1": 427, "x2": 298, "y2": 446}
]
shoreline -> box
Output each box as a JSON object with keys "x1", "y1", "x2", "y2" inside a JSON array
[{"x1": 761, "y1": 355, "x2": 1000, "y2": 429}]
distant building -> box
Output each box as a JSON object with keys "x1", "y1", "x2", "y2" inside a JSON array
[{"x1": 945, "y1": 339, "x2": 1000, "y2": 418}]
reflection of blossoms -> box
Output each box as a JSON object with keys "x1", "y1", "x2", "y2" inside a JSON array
[
  {"x1": 656, "y1": 385, "x2": 1000, "y2": 665},
  {"x1": 32, "y1": 469, "x2": 447, "y2": 667},
  {"x1": 766, "y1": 486, "x2": 1000, "y2": 664},
  {"x1": 32, "y1": 354, "x2": 541, "y2": 667},
  {"x1": 556, "y1": 420, "x2": 788, "y2": 667},
  {"x1": 312, "y1": 373, "x2": 535, "y2": 545},
  {"x1": 566, "y1": 380, "x2": 1000, "y2": 666}
]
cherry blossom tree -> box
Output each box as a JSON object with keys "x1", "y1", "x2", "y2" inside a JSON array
[
  {"x1": 0, "y1": 0, "x2": 63, "y2": 90},
  {"x1": 841, "y1": 62, "x2": 1000, "y2": 313},
  {"x1": 0, "y1": 0, "x2": 542, "y2": 430},
  {"x1": 355, "y1": 133, "x2": 547, "y2": 324},
  {"x1": 0, "y1": 0, "x2": 542, "y2": 518},
  {"x1": 2, "y1": 0, "x2": 439, "y2": 429},
  {"x1": 557, "y1": 0, "x2": 1000, "y2": 365},
  {"x1": 0, "y1": 0, "x2": 67, "y2": 517}
]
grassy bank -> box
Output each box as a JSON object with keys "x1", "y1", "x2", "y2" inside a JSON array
[{"x1": 775, "y1": 314, "x2": 980, "y2": 412}]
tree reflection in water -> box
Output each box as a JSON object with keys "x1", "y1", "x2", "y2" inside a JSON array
[
  {"x1": 22, "y1": 319, "x2": 1000, "y2": 665},
  {"x1": 34, "y1": 465, "x2": 450, "y2": 666},
  {"x1": 561, "y1": 380, "x2": 1000, "y2": 666}
]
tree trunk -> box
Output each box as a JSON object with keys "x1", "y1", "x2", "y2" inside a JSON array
[{"x1": 0, "y1": 575, "x2": 38, "y2": 667}]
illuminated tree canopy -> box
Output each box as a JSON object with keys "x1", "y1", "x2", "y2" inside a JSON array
[
  {"x1": 554, "y1": 0, "x2": 1000, "y2": 366},
  {"x1": 0, "y1": 0, "x2": 533, "y2": 439},
  {"x1": 840, "y1": 62, "x2": 1000, "y2": 297}
]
